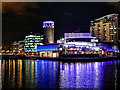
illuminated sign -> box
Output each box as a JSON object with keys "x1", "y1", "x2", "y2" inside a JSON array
[{"x1": 43, "y1": 21, "x2": 54, "y2": 28}]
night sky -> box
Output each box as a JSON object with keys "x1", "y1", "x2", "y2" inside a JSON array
[{"x1": 2, "y1": 2, "x2": 120, "y2": 46}]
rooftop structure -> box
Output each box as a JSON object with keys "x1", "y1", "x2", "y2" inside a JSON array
[
  {"x1": 64, "y1": 33, "x2": 97, "y2": 43},
  {"x1": 43, "y1": 21, "x2": 54, "y2": 28}
]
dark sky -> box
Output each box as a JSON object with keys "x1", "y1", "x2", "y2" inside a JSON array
[{"x1": 2, "y1": 2, "x2": 120, "y2": 46}]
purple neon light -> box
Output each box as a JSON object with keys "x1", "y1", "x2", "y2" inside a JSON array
[
  {"x1": 65, "y1": 36, "x2": 96, "y2": 39},
  {"x1": 60, "y1": 44, "x2": 95, "y2": 46},
  {"x1": 60, "y1": 44, "x2": 89, "y2": 46},
  {"x1": 64, "y1": 33, "x2": 91, "y2": 37}
]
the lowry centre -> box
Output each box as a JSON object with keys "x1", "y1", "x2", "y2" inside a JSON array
[{"x1": 23, "y1": 14, "x2": 119, "y2": 58}]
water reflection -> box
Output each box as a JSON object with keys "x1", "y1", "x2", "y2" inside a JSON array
[
  {"x1": 1, "y1": 59, "x2": 59, "y2": 88},
  {"x1": 1, "y1": 59, "x2": 120, "y2": 89},
  {"x1": 36, "y1": 60, "x2": 58, "y2": 88},
  {"x1": 59, "y1": 60, "x2": 119, "y2": 89}
]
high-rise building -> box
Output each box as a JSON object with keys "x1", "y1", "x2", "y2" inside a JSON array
[
  {"x1": 24, "y1": 33, "x2": 44, "y2": 56},
  {"x1": 43, "y1": 21, "x2": 54, "y2": 44},
  {"x1": 90, "y1": 14, "x2": 118, "y2": 44}
]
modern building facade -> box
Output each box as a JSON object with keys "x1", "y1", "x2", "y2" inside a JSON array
[
  {"x1": 90, "y1": 14, "x2": 118, "y2": 44},
  {"x1": 43, "y1": 21, "x2": 54, "y2": 44},
  {"x1": 57, "y1": 33, "x2": 119, "y2": 57},
  {"x1": 11, "y1": 41, "x2": 24, "y2": 55},
  {"x1": 60, "y1": 33, "x2": 100, "y2": 55},
  {"x1": 37, "y1": 44, "x2": 59, "y2": 58},
  {"x1": 12, "y1": 41, "x2": 19, "y2": 55},
  {"x1": 18, "y1": 41, "x2": 24, "y2": 55},
  {"x1": 24, "y1": 33, "x2": 44, "y2": 56}
]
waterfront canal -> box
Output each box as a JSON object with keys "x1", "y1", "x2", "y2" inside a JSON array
[{"x1": 0, "y1": 59, "x2": 120, "y2": 89}]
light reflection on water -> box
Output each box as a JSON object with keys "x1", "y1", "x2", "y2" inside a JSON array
[
  {"x1": 0, "y1": 59, "x2": 120, "y2": 89},
  {"x1": 59, "y1": 62, "x2": 103, "y2": 88}
]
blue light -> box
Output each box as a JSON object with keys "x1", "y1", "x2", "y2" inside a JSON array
[
  {"x1": 102, "y1": 48, "x2": 118, "y2": 53},
  {"x1": 117, "y1": 60, "x2": 119, "y2": 63},
  {"x1": 25, "y1": 50, "x2": 37, "y2": 52},
  {"x1": 37, "y1": 45, "x2": 59, "y2": 51}
]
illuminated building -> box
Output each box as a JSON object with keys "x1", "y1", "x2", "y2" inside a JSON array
[
  {"x1": 61, "y1": 33, "x2": 100, "y2": 55},
  {"x1": 57, "y1": 33, "x2": 119, "y2": 57},
  {"x1": 57, "y1": 38, "x2": 65, "y2": 44},
  {"x1": 37, "y1": 44, "x2": 59, "y2": 58},
  {"x1": 18, "y1": 41, "x2": 24, "y2": 50},
  {"x1": 24, "y1": 33, "x2": 44, "y2": 56},
  {"x1": 18, "y1": 41, "x2": 24, "y2": 55},
  {"x1": 90, "y1": 14, "x2": 118, "y2": 44},
  {"x1": 12, "y1": 41, "x2": 19, "y2": 55},
  {"x1": 43, "y1": 21, "x2": 54, "y2": 44},
  {"x1": 11, "y1": 41, "x2": 25, "y2": 55}
]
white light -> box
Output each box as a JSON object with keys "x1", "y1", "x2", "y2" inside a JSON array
[
  {"x1": 66, "y1": 42, "x2": 89, "y2": 46},
  {"x1": 91, "y1": 39, "x2": 98, "y2": 42},
  {"x1": 60, "y1": 48, "x2": 62, "y2": 51},
  {"x1": 43, "y1": 21, "x2": 54, "y2": 28},
  {"x1": 53, "y1": 53, "x2": 56, "y2": 57}
]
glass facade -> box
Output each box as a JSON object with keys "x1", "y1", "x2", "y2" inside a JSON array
[{"x1": 24, "y1": 34, "x2": 44, "y2": 56}]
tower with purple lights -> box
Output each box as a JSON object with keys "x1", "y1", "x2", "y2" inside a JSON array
[{"x1": 43, "y1": 21, "x2": 54, "y2": 44}]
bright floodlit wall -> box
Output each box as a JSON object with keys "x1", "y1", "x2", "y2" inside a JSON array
[
  {"x1": 37, "y1": 45, "x2": 59, "y2": 51},
  {"x1": 24, "y1": 34, "x2": 44, "y2": 53},
  {"x1": 36, "y1": 45, "x2": 59, "y2": 57},
  {"x1": 43, "y1": 21, "x2": 54, "y2": 44},
  {"x1": 90, "y1": 14, "x2": 118, "y2": 44}
]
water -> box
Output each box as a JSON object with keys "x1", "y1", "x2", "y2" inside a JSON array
[{"x1": 1, "y1": 59, "x2": 120, "y2": 89}]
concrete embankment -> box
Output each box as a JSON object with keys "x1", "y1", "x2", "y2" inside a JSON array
[{"x1": 1, "y1": 55, "x2": 120, "y2": 62}]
